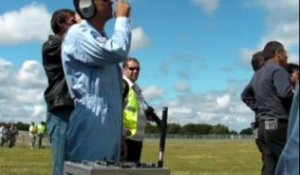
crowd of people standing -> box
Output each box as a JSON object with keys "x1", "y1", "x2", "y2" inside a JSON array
[
  {"x1": 0, "y1": 122, "x2": 47, "y2": 148},
  {"x1": 2, "y1": 0, "x2": 298, "y2": 175},
  {"x1": 40, "y1": 1, "x2": 299, "y2": 175}
]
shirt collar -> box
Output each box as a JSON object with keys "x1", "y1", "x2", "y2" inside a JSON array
[
  {"x1": 123, "y1": 75, "x2": 142, "y2": 92},
  {"x1": 123, "y1": 75, "x2": 134, "y2": 87}
]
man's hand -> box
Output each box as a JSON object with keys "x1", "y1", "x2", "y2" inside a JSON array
[
  {"x1": 124, "y1": 128, "x2": 132, "y2": 137},
  {"x1": 146, "y1": 114, "x2": 154, "y2": 121},
  {"x1": 115, "y1": 1, "x2": 131, "y2": 17},
  {"x1": 144, "y1": 106, "x2": 163, "y2": 128},
  {"x1": 144, "y1": 106, "x2": 155, "y2": 121}
]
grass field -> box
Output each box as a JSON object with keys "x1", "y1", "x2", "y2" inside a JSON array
[{"x1": 0, "y1": 139, "x2": 261, "y2": 175}]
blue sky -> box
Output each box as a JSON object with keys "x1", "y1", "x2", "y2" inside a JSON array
[{"x1": 0, "y1": 0, "x2": 299, "y2": 132}]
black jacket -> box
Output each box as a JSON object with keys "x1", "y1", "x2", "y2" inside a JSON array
[{"x1": 42, "y1": 35, "x2": 74, "y2": 112}]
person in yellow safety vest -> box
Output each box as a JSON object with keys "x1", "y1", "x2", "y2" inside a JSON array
[
  {"x1": 37, "y1": 122, "x2": 47, "y2": 148},
  {"x1": 29, "y1": 122, "x2": 37, "y2": 149},
  {"x1": 122, "y1": 57, "x2": 154, "y2": 162}
]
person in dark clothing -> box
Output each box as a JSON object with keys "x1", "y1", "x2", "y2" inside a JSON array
[
  {"x1": 42, "y1": 9, "x2": 76, "y2": 175},
  {"x1": 285, "y1": 63, "x2": 299, "y2": 90},
  {"x1": 0, "y1": 125, "x2": 9, "y2": 147},
  {"x1": 241, "y1": 51, "x2": 266, "y2": 171},
  {"x1": 244, "y1": 51, "x2": 266, "y2": 127},
  {"x1": 251, "y1": 51, "x2": 265, "y2": 71},
  {"x1": 241, "y1": 41, "x2": 294, "y2": 175},
  {"x1": 8, "y1": 124, "x2": 18, "y2": 148}
]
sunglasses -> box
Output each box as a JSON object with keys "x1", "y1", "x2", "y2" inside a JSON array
[{"x1": 128, "y1": 67, "x2": 140, "y2": 71}]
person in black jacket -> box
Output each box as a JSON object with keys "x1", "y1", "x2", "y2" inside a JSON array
[{"x1": 42, "y1": 9, "x2": 76, "y2": 175}]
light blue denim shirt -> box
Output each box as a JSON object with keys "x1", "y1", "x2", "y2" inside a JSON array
[
  {"x1": 275, "y1": 84, "x2": 299, "y2": 175},
  {"x1": 62, "y1": 17, "x2": 131, "y2": 162}
]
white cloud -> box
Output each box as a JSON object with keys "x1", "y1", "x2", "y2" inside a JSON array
[
  {"x1": 0, "y1": 58, "x2": 14, "y2": 82},
  {"x1": 174, "y1": 81, "x2": 191, "y2": 93},
  {"x1": 216, "y1": 94, "x2": 230, "y2": 109},
  {"x1": 31, "y1": 104, "x2": 46, "y2": 118},
  {"x1": 241, "y1": 48, "x2": 255, "y2": 67},
  {"x1": 0, "y1": 3, "x2": 51, "y2": 44},
  {"x1": 0, "y1": 57, "x2": 255, "y2": 132},
  {"x1": 16, "y1": 60, "x2": 47, "y2": 88},
  {"x1": 14, "y1": 88, "x2": 45, "y2": 105},
  {"x1": 130, "y1": 27, "x2": 151, "y2": 52},
  {"x1": 260, "y1": 0, "x2": 298, "y2": 47},
  {"x1": 158, "y1": 82, "x2": 255, "y2": 132},
  {"x1": 169, "y1": 106, "x2": 193, "y2": 116},
  {"x1": 191, "y1": 0, "x2": 219, "y2": 14},
  {"x1": 160, "y1": 54, "x2": 206, "y2": 79},
  {"x1": 241, "y1": 0, "x2": 299, "y2": 66},
  {"x1": 143, "y1": 85, "x2": 165, "y2": 101},
  {"x1": 160, "y1": 61, "x2": 171, "y2": 76},
  {"x1": 0, "y1": 58, "x2": 47, "y2": 124},
  {"x1": 288, "y1": 53, "x2": 300, "y2": 64}
]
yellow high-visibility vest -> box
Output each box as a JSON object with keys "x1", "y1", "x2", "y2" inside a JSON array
[
  {"x1": 123, "y1": 86, "x2": 140, "y2": 137},
  {"x1": 29, "y1": 125, "x2": 37, "y2": 136},
  {"x1": 37, "y1": 124, "x2": 46, "y2": 135}
]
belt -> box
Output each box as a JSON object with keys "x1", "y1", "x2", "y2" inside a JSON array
[{"x1": 259, "y1": 118, "x2": 288, "y2": 123}]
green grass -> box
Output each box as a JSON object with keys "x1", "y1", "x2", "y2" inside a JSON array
[
  {"x1": 142, "y1": 139, "x2": 261, "y2": 175},
  {"x1": 0, "y1": 139, "x2": 261, "y2": 175}
]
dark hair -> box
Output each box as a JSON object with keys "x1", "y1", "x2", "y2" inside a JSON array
[
  {"x1": 262, "y1": 41, "x2": 284, "y2": 61},
  {"x1": 122, "y1": 57, "x2": 140, "y2": 68},
  {"x1": 251, "y1": 51, "x2": 264, "y2": 71},
  {"x1": 50, "y1": 9, "x2": 75, "y2": 34},
  {"x1": 285, "y1": 63, "x2": 299, "y2": 75}
]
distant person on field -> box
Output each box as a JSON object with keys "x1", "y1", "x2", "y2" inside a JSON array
[
  {"x1": 37, "y1": 122, "x2": 47, "y2": 148},
  {"x1": 29, "y1": 122, "x2": 37, "y2": 148},
  {"x1": 0, "y1": 124, "x2": 9, "y2": 147},
  {"x1": 42, "y1": 8, "x2": 76, "y2": 175},
  {"x1": 0, "y1": 124, "x2": 4, "y2": 146},
  {"x1": 241, "y1": 41, "x2": 294, "y2": 175},
  {"x1": 8, "y1": 124, "x2": 18, "y2": 148}
]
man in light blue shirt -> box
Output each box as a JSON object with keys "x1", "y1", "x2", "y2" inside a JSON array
[{"x1": 62, "y1": 0, "x2": 131, "y2": 162}]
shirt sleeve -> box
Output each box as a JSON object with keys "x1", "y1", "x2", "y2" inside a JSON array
[
  {"x1": 72, "y1": 18, "x2": 131, "y2": 66},
  {"x1": 241, "y1": 81, "x2": 258, "y2": 113},
  {"x1": 273, "y1": 68, "x2": 294, "y2": 99}
]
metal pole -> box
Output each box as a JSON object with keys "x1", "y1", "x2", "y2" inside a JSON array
[{"x1": 157, "y1": 107, "x2": 168, "y2": 168}]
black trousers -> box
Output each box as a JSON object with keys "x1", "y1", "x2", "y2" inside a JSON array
[
  {"x1": 257, "y1": 120, "x2": 288, "y2": 175},
  {"x1": 38, "y1": 134, "x2": 43, "y2": 148},
  {"x1": 125, "y1": 139, "x2": 143, "y2": 162},
  {"x1": 255, "y1": 135, "x2": 266, "y2": 172}
]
